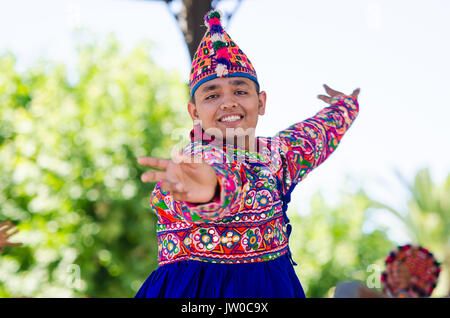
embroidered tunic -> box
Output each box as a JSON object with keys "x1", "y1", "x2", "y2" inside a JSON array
[
  {"x1": 135, "y1": 94, "x2": 359, "y2": 298},
  {"x1": 151, "y1": 95, "x2": 359, "y2": 266}
]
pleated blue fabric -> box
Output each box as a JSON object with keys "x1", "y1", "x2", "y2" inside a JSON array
[{"x1": 135, "y1": 253, "x2": 305, "y2": 298}]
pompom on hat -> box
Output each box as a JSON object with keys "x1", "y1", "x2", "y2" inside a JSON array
[{"x1": 189, "y1": 9, "x2": 259, "y2": 98}]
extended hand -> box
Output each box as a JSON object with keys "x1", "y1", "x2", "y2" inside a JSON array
[
  {"x1": 0, "y1": 221, "x2": 23, "y2": 252},
  {"x1": 317, "y1": 84, "x2": 360, "y2": 104},
  {"x1": 138, "y1": 154, "x2": 218, "y2": 204}
]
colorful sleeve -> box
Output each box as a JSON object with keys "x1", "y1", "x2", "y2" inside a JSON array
[
  {"x1": 275, "y1": 94, "x2": 359, "y2": 195},
  {"x1": 150, "y1": 182, "x2": 186, "y2": 223},
  {"x1": 152, "y1": 142, "x2": 246, "y2": 224}
]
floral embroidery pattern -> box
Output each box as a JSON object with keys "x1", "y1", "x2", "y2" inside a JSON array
[
  {"x1": 193, "y1": 228, "x2": 220, "y2": 252},
  {"x1": 242, "y1": 228, "x2": 263, "y2": 252},
  {"x1": 273, "y1": 220, "x2": 285, "y2": 246},
  {"x1": 263, "y1": 226, "x2": 274, "y2": 246},
  {"x1": 220, "y1": 230, "x2": 241, "y2": 249},
  {"x1": 161, "y1": 233, "x2": 180, "y2": 260}
]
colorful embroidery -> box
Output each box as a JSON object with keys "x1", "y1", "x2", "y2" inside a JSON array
[
  {"x1": 150, "y1": 95, "x2": 359, "y2": 266},
  {"x1": 381, "y1": 244, "x2": 441, "y2": 297},
  {"x1": 161, "y1": 233, "x2": 181, "y2": 260},
  {"x1": 189, "y1": 9, "x2": 259, "y2": 97},
  {"x1": 193, "y1": 227, "x2": 220, "y2": 251},
  {"x1": 221, "y1": 230, "x2": 240, "y2": 248}
]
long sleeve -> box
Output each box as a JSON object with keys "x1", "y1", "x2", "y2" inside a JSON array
[
  {"x1": 150, "y1": 142, "x2": 247, "y2": 224},
  {"x1": 275, "y1": 94, "x2": 359, "y2": 196}
]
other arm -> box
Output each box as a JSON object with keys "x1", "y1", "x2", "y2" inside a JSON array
[{"x1": 276, "y1": 85, "x2": 360, "y2": 194}]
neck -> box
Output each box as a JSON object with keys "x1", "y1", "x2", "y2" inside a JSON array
[{"x1": 190, "y1": 124, "x2": 257, "y2": 152}]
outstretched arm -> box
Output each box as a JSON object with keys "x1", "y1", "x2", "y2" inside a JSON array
[
  {"x1": 276, "y1": 84, "x2": 360, "y2": 195},
  {"x1": 138, "y1": 148, "x2": 245, "y2": 223}
]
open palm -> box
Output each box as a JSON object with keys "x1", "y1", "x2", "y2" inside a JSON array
[
  {"x1": 138, "y1": 155, "x2": 218, "y2": 204},
  {"x1": 317, "y1": 84, "x2": 360, "y2": 104}
]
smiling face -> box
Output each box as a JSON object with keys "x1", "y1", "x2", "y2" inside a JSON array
[{"x1": 188, "y1": 77, "x2": 266, "y2": 143}]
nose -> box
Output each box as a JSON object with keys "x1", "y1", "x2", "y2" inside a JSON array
[{"x1": 219, "y1": 94, "x2": 238, "y2": 110}]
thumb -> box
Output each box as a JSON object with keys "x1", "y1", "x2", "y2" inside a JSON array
[{"x1": 351, "y1": 88, "x2": 360, "y2": 98}]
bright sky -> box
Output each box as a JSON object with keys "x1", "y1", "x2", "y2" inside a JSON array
[{"x1": 1, "y1": 0, "x2": 449, "y2": 243}]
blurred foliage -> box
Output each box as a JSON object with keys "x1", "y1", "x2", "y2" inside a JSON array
[
  {"x1": 0, "y1": 31, "x2": 446, "y2": 298},
  {"x1": 0, "y1": 33, "x2": 190, "y2": 297},
  {"x1": 355, "y1": 168, "x2": 450, "y2": 297},
  {"x1": 290, "y1": 190, "x2": 393, "y2": 298}
]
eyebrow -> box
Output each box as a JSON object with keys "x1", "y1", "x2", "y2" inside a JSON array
[
  {"x1": 199, "y1": 84, "x2": 219, "y2": 93},
  {"x1": 229, "y1": 79, "x2": 250, "y2": 87},
  {"x1": 199, "y1": 79, "x2": 250, "y2": 94}
]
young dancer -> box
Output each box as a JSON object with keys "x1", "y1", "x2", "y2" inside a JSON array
[{"x1": 135, "y1": 9, "x2": 360, "y2": 297}]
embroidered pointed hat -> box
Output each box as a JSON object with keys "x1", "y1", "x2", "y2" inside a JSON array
[{"x1": 189, "y1": 9, "x2": 259, "y2": 98}]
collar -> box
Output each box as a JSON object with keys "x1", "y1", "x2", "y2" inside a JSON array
[
  {"x1": 188, "y1": 124, "x2": 270, "y2": 158},
  {"x1": 189, "y1": 124, "x2": 227, "y2": 147}
]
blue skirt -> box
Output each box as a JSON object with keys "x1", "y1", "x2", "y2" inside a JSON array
[{"x1": 135, "y1": 254, "x2": 305, "y2": 298}]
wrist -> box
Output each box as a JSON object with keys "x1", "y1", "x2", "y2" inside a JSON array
[{"x1": 330, "y1": 94, "x2": 357, "y2": 104}]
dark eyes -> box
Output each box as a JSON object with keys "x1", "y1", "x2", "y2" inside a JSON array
[
  {"x1": 205, "y1": 94, "x2": 218, "y2": 100},
  {"x1": 205, "y1": 91, "x2": 247, "y2": 100}
]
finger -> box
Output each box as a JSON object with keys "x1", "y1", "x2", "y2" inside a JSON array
[
  {"x1": 160, "y1": 180, "x2": 187, "y2": 196},
  {"x1": 351, "y1": 88, "x2": 360, "y2": 98},
  {"x1": 165, "y1": 180, "x2": 185, "y2": 192},
  {"x1": 5, "y1": 228, "x2": 19, "y2": 237},
  {"x1": 317, "y1": 95, "x2": 331, "y2": 104},
  {"x1": 160, "y1": 179, "x2": 178, "y2": 193},
  {"x1": 0, "y1": 223, "x2": 14, "y2": 232},
  {"x1": 323, "y1": 84, "x2": 343, "y2": 97},
  {"x1": 137, "y1": 157, "x2": 170, "y2": 170},
  {"x1": 0, "y1": 221, "x2": 12, "y2": 228},
  {"x1": 141, "y1": 170, "x2": 167, "y2": 183}
]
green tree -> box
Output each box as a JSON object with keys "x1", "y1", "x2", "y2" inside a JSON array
[
  {"x1": 289, "y1": 189, "x2": 393, "y2": 298},
  {"x1": 0, "y1": 33, "x2": 190, "y2": 297},
  {"x1": 355, "y1": 168, "x2": 450, "y2": 297}
]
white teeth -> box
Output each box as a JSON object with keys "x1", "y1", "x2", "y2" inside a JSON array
[{"x1": 220, "y1": 115, "x2": 242, "y2": 122}]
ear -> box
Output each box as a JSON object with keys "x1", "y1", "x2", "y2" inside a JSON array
[
  {"x1": 257, "y1": 91, "x2": 267, "y2": 115},
  {"x1": 187, "y1": 101, "x2": 199, "y2": 121}
]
